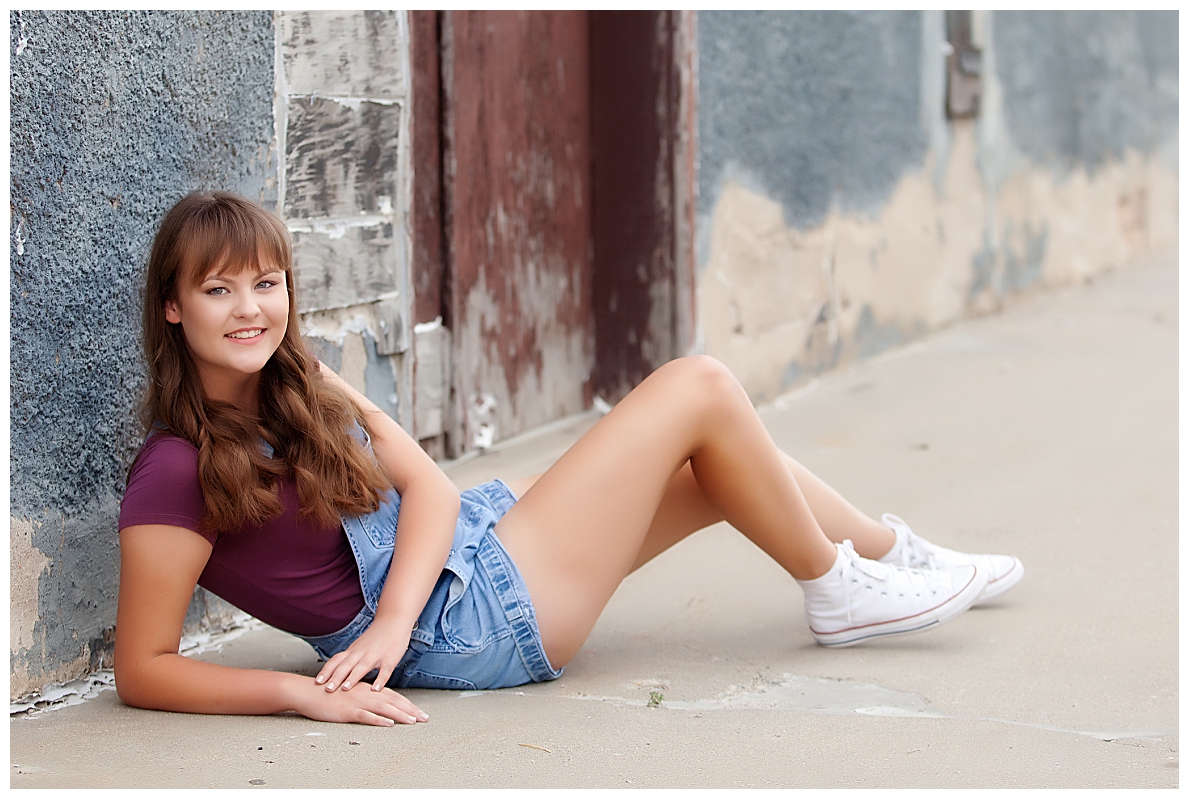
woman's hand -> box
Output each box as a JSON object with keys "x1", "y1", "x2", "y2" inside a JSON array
[
  {"x1": 315, "y1": 620, "x2": 414, "y2": 697},
  {"x1": 289, "y1": 675, "x2": 426, "y2": 727}
]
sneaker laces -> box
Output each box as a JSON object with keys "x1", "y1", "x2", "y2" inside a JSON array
[
  {"x1": 838, "y1": 539, "x2": 936, "y2": 624},
  {"x1": 884, "y1": 514, "x2": 945, "y2": 569},
  {"x1": 902, "y1": 531, "x2": 938, "y2": 569}
]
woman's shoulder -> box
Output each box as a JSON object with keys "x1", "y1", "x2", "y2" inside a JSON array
[
  {"x1": 142, "y1": 427, "x2": 199, "y2": 452},
  {"x1": 121, "y1": 429, "x2": 207, "y2": 536},
  {"x1": 133, "y1": 430, "x2": 200, "y2": 476}
]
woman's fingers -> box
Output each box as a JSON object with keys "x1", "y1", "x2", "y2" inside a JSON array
[
  {"x1": 342, "y1": 657, "x2": 379, "y2": 692},
  {"x1": 332, "y1": 657, "x2": 368, "y2": 691},
  {"x1": 372, "y1": 687, "x2": 427, "y2": 723},
  {"x1": 362, "y1": 706, "x2": 414, "y2": 726},
  {"x1": 360, "y1": 691, "x2": 420, "y2": 725},
  {"x1": 320, "y1": 657, "x2": 352, "y2": 691},
  {"x1": 324, "y1": 649, "x2": 391, "y2": 693},
  {"x1": 372, "y1": 660, "x2": 398, "y2": 693},
  {"x1": 389, "y1": 690, "x2": 429, "y2": 722},
  {"x1": 315, "y1": 650, "x2": 349, "y2": 686},
  {"x1": 316, "y1": 633, "x2": 411, "y2": 693},
  {"x1": 297, "y1": 675, "x2": 427, "y2": 726}
]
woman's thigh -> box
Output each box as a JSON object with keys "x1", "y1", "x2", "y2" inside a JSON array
[
  {"x1": 493, "y1": 356, "x2": 736, "y2": 667},
  {"x1": 507, "y1": 461, "x2": 721, "y2": 574}
]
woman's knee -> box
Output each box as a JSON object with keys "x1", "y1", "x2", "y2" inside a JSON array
[{"x1": 657, "y1": 355, "x2": 747, "y2": 412}]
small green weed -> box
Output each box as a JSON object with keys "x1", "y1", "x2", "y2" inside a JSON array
[{"x1": 646, "y1": 690, "x2": 664, "y2": 708}]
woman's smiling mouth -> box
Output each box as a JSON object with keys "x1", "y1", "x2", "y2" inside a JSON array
[{"x1": 226, "y1": 328, "x2": 266, "y2": 340}]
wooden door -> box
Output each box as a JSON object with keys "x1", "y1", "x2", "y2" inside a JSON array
[
  {"x1": 441, "y1": 10, "x2": 594, "y2": 456},
  {"x1": 409, "y1": 11, "x2": 697, "y2": 458},
  {"x1": 589, "y1": 11, "x2": 697, "y2": 403}
]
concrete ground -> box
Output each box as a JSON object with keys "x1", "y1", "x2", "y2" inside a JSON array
[{"x1": 11, "y1": 250, "x2": 1178, "y2": 788}]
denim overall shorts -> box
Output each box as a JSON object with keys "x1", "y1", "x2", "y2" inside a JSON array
[{"x1": 290, "y1": 434, "x2": 561, "y2": 690}]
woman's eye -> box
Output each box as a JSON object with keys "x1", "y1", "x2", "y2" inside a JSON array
[
  {"x1": 256, "y1": 280, "x2": 278, "y2": 290},
  {"x1": 205, "y1": 286, "x2": 228, "y2": 296}
]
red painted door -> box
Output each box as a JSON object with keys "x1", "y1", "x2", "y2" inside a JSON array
[{"x1": 442, "y1": 10, "x2": 594, "y2": 455}]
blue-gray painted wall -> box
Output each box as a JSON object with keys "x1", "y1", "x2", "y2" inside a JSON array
[
  {"x1": 698, "y1": 10, "x2": 1178, "y2": 233},
  {"x1": 994, "y1": 11, "x2": 1179, "y2": 170},
  {"x1": 697, "y1": 11, "x2": 927, "y2": 232},
  {"x1": 10, "y1": 10, "x2": 276, "y2": 685}
]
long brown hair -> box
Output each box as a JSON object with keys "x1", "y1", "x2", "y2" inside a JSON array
[{"x1": 141, "y1": 191, "x2": 390, "y2": 532}]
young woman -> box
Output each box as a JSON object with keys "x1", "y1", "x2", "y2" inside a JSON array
[{"x1": 116, "y1": 192, "x2": 1023, "y2": 727}]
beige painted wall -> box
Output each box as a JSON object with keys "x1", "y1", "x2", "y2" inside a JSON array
[{"x1": 697, "y1": 123, "x2": 1177, "y2": 403}]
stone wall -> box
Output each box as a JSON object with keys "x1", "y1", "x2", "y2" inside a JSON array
[
  {"x1": 695, "y1": 10, "x2": 1178, "y2": 402},
  {"x1": 278, "y1": 11, "x2": 414, "y2": 431}
]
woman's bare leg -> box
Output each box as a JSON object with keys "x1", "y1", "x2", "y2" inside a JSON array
[
  {"x1": 782, "y1": 456, "x2": 895, "y2": 554},
  {"x1": 505, "y1": 452, "x2": 895, "y2": 575},
  {"x1": 494, "y1": 356, "x2": 840, "y2": 669}
]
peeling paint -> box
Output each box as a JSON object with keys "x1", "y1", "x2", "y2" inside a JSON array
[
  {"x1": 300, "y1": 308, "x2": 376, "y2": 346},
  {"x1": 14, "y1": 216, "x2": 26, "y2": 256},
  {"x1": 695, "y1": 11, "x2": 1176, "y2": 402},
  {"x1": 11, "y1": 646, "x2": 95, "y2": 706},
  {"x1": 362, "y1": 331, "x2": 400, "y2": 419},
  {"x1": 457, "y1": 266, "x2": 591, "y2": 448},
  {"x1": 10, "y1": 670, "x2": 114, "y2": 716},
  {"x1": 287, "y1": 215, "x2": 390, "y2": 239},
  {"x1": 339, "y1": 330, "x2": 369, "y2": 394},
  {"x1": 445, "y1": 12, "x2": 594, "y2": 454},
  {"x1": 280, "y1": 11, "x2": 408, "y2": 98}
]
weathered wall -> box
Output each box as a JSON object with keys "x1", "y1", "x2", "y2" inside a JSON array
[
  {"x1": 696, "y1": 10, "x2": 1178, "y2": 402},
  {"x1": 698, "y1": 11, "x2": 926, "y2": 233},
  {"x1": 279, "y1": 11, "x2": 414, "y2": 429},
  {"x1": 10, "y1": 10, "x2": 277, "y2": 699},
  {"x1": 10, "y1": 10, "x2": 415, "y2": 702}
]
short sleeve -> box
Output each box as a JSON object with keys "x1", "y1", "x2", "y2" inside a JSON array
[{"x1": 119, "y1": 435, "x2": 216, "y2": 545}]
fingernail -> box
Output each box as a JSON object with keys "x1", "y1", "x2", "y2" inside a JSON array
[
  {"x1": 418, "y1": 713, "x2": 429, "y2": 721},
  {"x1": 315, "y1": 676, "x2": 325, "y2": 683},
  {"x1": 343, "y1": 682, "x2": 351, "y2": 690},
  {"x1": 326, "y1": 682, "x2": 335, "y2": 691}
]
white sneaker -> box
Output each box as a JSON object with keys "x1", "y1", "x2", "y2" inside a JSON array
[
  {"x1": 878, "y1": 513, "x2": 1024, "y2": 606},
  {"x1": 798, "y1": 540, "x2": 988, "y2": 647}
]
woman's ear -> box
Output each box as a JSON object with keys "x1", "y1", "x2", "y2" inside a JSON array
[{"x1": 164, "y1": 299, "x2": 182, "y2": 325}]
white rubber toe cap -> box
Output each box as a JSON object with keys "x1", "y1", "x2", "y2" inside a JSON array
[{"x1": 973, "y1": 555, "x2": 1024, "y2": 604}]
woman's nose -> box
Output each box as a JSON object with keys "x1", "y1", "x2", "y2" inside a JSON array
[{"x1": 232, "y1": 292, "x2": 260, "y2": 318}]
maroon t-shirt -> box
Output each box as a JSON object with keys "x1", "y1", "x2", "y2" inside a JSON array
[{"x1": 118, "y1": 432, "x2": 366, "y2": 637}]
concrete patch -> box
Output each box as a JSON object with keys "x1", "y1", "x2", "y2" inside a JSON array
[
  {"x1": 558, "y1": 674, "x2": 1177, "y2": 743},
  {"x1": 10, "y1": 518, "x2": 50, "y2": 655}
]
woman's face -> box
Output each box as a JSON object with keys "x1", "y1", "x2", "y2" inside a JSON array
[{"x1": 164, "y1": 258, "x2": 289, "y2": 405}]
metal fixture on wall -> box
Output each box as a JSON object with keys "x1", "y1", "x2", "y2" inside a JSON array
[{"x1": 945, "y1": 10, "x2": 981, "y2": 118}]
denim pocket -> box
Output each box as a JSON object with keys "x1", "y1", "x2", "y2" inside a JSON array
[{"x1": 438, "y1": 568, "x2": 509, "y2": 653}]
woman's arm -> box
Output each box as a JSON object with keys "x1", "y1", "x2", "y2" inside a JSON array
[
  {"x1": 115, "y1": 523, "x2": 427, "y2": 725},
  {"x1": 314, "y1": 362, "x2": 461, "y2": 693}
]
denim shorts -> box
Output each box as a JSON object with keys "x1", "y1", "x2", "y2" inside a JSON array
[{"x1": 299, "y1": 479, "x2": 562, "y2": 691}]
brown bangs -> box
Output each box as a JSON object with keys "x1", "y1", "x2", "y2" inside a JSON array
[{"x1": 173, "y1": 193, "x2": 292, "y2": 290}]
